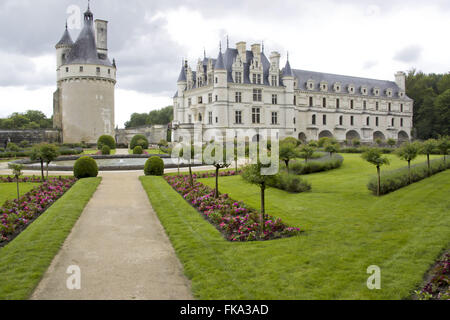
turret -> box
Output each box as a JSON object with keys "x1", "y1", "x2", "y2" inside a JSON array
[
  {"x1": 214, "y1": 47, "x2": 227, "y2": 89},
  {"x1": 55, "y1": 23, "x2": 73, "y2": 69},
  {"x1": 177, "y1": 60, "x2": 188, "y2": 96},
  {"x1": 282, "y1": 53, "x2": 294, "y2": 91}
]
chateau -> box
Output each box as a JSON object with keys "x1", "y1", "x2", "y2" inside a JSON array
[
  {"x1": 172, "y1": 41, "x2": 413, "y2": 143},
  {"x1": 53, "y1": 5, "x2": 116, "y2": 144}
]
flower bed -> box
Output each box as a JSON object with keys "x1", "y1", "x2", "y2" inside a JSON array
[
  {"x1": 415, "y1": 252, "x2": 449, "y2": 300},
  {"x1": 0, "y1": 177, "x2": 77, "y2": 246},
  {"x1": 193, "y1": 170, "x2": 242, "y2": 179},
  {"x1": 164, "y1": 174, "x2": 301, "y2": 242}
]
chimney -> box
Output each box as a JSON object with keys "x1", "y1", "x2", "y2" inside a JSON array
[
  {"x1": 269, "y1": 51, "x2": 281, "y2": 69},
  {"x1": 95, "y1": 19, "x2": 108, "y2": 55},
  {"x1": 395, "y1": 71, "x2": 406, "y2": 91},
  {"x1": 251, "y1": 43, "x2": 261, "y2": 57},
  {"x1": 236, "y1": 41, "x2": 247, "y2": 62}
]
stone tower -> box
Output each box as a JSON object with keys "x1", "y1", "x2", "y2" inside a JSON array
[{"x1": 53, "y1": 4, "x2": 117, "y2": 144}]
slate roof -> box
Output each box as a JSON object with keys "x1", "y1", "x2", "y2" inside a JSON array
[
  {"x1": 63, "y1": 7, "x2": 113, "y2": 67},
  {"x1": 55, "y1": 25, "x2": 74, "y2": 47}
]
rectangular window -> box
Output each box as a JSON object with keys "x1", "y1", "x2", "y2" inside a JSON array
[
  {"x1": 272, "y1": 94, "x2": 278, "y2": 105},
  {"x1": 215, "y1": 95, "x2": 218, "y2": 102},
  {"x1": 294, "y1": 96, "x2": 297, "y2": 105},
  {"x1": 235, "y1": 111, "x2": 242, "y2": 124},
  {"x1": 253, "y1": 89, "x2": 262, "y2": 102},
  {"x1": 257, "y1": 74, "x2": 262, "y2": 84},
  {"x1": 376, "y1": 117, "x2": 379, "y2": 126},
  {"x1": 252, "y1": 74, "x2": 257, "y2": 84},
  {"x1": 366, "y1": 117, "x2": 370, "y2": 126},
  {"x1": 271, "y1": 75, "x2": 277, "y2": 86},
  {"x1": 252, "y1": 108, "x2": 261, "y2": 124},
  {"x1": 80, "y1": 66, "x2": 84, "y2": 72},
  {"x1": 108, "y1": 69, "x2": 111, "y2": 74},
  {"x1": 339, "y1": 116, "x2": 343, "y2": 126},
  {"x1": 323, "y1": 97, "x2": 327, "y2": 108},
  {"x1": 208, "y1": 112, "x2": 213, "y2": 124},
  {"x1": 235, "y1": 72, "x2": 242, "y2": 83},
  {"x1": 272, "y1": 112, "x2": 278, "y2": 125},
  {"x1": 216, "y1": 117, "x2": 218, "y2": 123},
  {"x1": 401, "y1": 118, "x2": 404, "y2": 127},
  {"x1": 66, "y1": 67, "x2": 69, "y2": 72},
  {"x1": 96, "y1": 67, "x2": 100, "y2": 73},
  {"x1": 336, "y1": 98, "x2": 340, "y2": 109},
  {"x1": 400, "y1": 104, "x2": 404, "y2": 112},
  {"x1": 351, "y1": 116, "x2": 354, "y2": 126},
  {"x1": 235, "y1": 92, "x2": 242, "y2": 103},
  {"x1": 198, "y1": 96, "x2": 203, "y2": 104},
  {"x1": 376, "y1": 101, "x2": 379, "y2": 110},
  {"x1": 208, "y1": 93, "x2": 212, "y2": 103},
  {"x1": 388, "y1": 103, "x2": 392, "y2": 112},
  {"x1": 312, "y1": 115, "x2": 316, "y2": 125},
  {"x1": 391, "y1": 118, "x2": 395, "y2": 126},
  {"x1": 188, "y1": 115, "x2": 192, "y2": 123},
  {"x1": 309, "y1": 97, "x2": 313, "y2": 107},
  {"x1": 323, "y1": 115, "x2": 327, "y2": 125},
  {"x1": 350, "y1": 100, "x2": 354, "y2": 109},
  {"x1": 363, "y1": 100, "x2": 367, "y2": 110},
  {"x1": 188, "y1": 98, "x2": 192, "y2": 107}
]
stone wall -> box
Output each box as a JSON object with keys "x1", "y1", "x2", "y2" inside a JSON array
[
  {"x1": 115, "y1": 125, "x2": 168, "y2": 146},
  {"x1": 0, "y1": 129, "x2": 61, "y2": 145}
]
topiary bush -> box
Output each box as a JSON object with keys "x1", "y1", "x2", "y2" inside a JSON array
[
  {"x1": 144, "y1": 156, "x2": 164, "y2": 176},
  {"x1": 101, "y1": 145, "x2": 111, "y2": 155},
  {"x1": 97, "y1": 135, "x2": 116, "y2": 150},
  {"x1": 268, "y1": 172, "x2": 311, "y2": 193},
  {"x1": 130, "y1": 134, "x2": 149, "y2": 150},
  {"x1": 6, "y1": 142, "x2": 20, "y2": 152},
  {"x1": 133, "y1": 146, "x2": 143, "y2": 155},
  {"x1": 73, "y1": 156, "x2": 99, "y2": 179}
]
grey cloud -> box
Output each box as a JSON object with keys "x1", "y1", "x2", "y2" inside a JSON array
[
  {"x1": 394, "y1": 45, "x2": 423, "y2": 63},
  {"x1": 363, "y1": 60, "x2": 378, "y2": 69}
]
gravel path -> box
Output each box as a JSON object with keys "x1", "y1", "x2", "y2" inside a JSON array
[{"x1": 30, "y1": 171, "x2": 193, "y2": 300}]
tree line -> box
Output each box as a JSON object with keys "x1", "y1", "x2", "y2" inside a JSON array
[
  {"x1": 406, "y1": 70, "x2": 450, "y2": 140},
  {"x1": 124, "y1": 106, "x2": 173, "y2": 129},
  {"x1": 0, "y1": 110, "x2": 53, "y2": 130}
]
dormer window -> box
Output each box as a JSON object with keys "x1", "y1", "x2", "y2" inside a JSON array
[
  {"x1": 373, "y1": 88, "x2": 380, "y2": 96},
  {"x1": 79, "y1": 66, "x2": 83, "y2": 72},
  {"x1": 334, "y1": 83, "x2": 341, "y2": 92},
  {"x1": 307, "y1": 80, "x2": 315, "y2": 90},
  {"x1": 361, "y1": 86, "x2": 368, "y2": 95},
  {"x1": 386, "y1": 89, "x2": 393, "y2": 97},
  {"x1": 235, "y1": 72, "x2": 242, "y2": 83},
  {"x1": 348, "y1": 85, "x2": 355, "y2": 94},
  {"x1": 399, "y1": 91, "x2": 405, "y2": 98},
  {"x1": 320, "y1": 82, "x2": 328, "y2": 92}
]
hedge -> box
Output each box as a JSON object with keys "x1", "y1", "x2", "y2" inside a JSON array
[
  {"x1": 288, "y1": 155, "x2": 344, "y2": 175},
  {"x1": 268, "y1": 172, "x2": 311, "y2": 193},
  {"x1": 367, "y1": 158, "x2": 450, "y2": 195}
]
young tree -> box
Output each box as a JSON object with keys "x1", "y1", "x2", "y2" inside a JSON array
[
  {"x1": 387, "y1": 138, "x2": 397, "y2": 148},
  {"x1": 375, "y1": 138, "x2": 383, "y2": 147},
  {"x1": 279, "y1": 141, "x2": 299, "y2": 172},
  {"x1": 300, "y1": 145, "x2": 316, "y2": 163},
  {"x1": 362, "y1": 148, "x2": 390, "y2": 196},
  {"x1": 242, "y1": 162, "x2": 274, "y2": 233},
  {"x1": 181, "y1": 143, "x2": 196, "y2": 186},
  {"x1": 437, "y1": 136, "x2": 449, "y2": 164},
  {"x1": 41, "y1": 144, "x2": 60, "y2": 179},
  {"x1": 11, "y1": 164, "x2": 23, "y2": 201},
  {"x1": 324, "y1": 143, "x2": 340, "y2": 158},
  {"x1": 209, "y1": 145, "x2": 232, "y2": 198},
  {"x1": 396, "y1": 142, "x2": 420, "y2": 184},
  {"x1": 30, "y1": 143, "x2": 45, "y2": 181},
  {"x1": 420, "y1": 139, "x2": 437, "y2": 176}
]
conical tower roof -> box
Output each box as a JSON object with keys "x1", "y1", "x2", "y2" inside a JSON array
[
  {"x1": 177, "y1": 61, "x2": 187, "y2": 82},
  {"x1": 55, "y1": 24, "x2": 73, "y2": 48},
  {"x1": 65, "y1": 6, "x2": 112, "y2": 66},
  {"x1": 282, "y1": 56, "x2": 294, "y2": 77},
  {"x1": 214, "y1": 50, "x2": 225, "y2": 70}
]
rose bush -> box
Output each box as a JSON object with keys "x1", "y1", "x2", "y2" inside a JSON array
[
  {"x1": 0, "y1": 177, "x2": 76, "y2": 244},
  {"x1": 164, "y1": 174, "x2": 301, "y2": 242}
]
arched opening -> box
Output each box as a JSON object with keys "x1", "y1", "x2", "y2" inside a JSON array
[
  {"x1": 346, "y1": 130, "x2": 360, "y2": 141},
  {"x1": 252, "y1": 134, "x2": 261, "y2": 143},
  {"x1": 298, "y1": 132, "x2": 307, "y2": 143},
  {"x1": 398, "y1": 131, "x2": 409, "y2": 142},
  {"x1": 319, "y1": 130, "x2": 333, "y2": 139},
  {"x1": 373, "y1": 131, "x2": 386, "y2": 142}
]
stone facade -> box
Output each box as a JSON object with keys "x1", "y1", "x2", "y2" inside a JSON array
[
  {"x1": 115, "y1": 125, "x2": 168, "y2": 146},
  {"x1": 53, "y1": 5, "x2": 116, "y2": 144},
  {"x1": 173, "y1": 41, "x2": 413, "y2": 143},
  {"x1": 0, "y1": 130, "x2": 60, "y2": 145}
]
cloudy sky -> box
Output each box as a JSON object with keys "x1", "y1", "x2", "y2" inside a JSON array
[{"x1": 0, "y1": 0, "x2": 449, "y2": 127}]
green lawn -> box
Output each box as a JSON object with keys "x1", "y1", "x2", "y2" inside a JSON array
[
  {"x1": 128, "y1": 148, "x2": 167, "y2": 155},
  {"x1": 0, "y1": 177, "x2": 101, "y2": 300},
  {"x1": 141, "y1": 154, "x2": 450, "y2": 300},
  {"x1": 0, "y1": 183, "x2": 40, "y2": 205}
]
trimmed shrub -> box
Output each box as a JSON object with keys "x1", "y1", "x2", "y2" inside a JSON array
[
  {"x1": 130, "y1": 134, "x2": 149, "y2": 150},
  {"x1": 133, "y1": 146, "x2": 143, "y2": 155},
  {"x1": 367, "y1": 158, "x2": 450, "y2": 195},
  {"x1": 144, "y1": 156, "x2": 164, "y2": 176},
  {"x1": 289, "y1": 155, "x2": 344, "y2": 175},
  {"x1": 97, "y1": 135, "x2": 116, "y2": 150},
  {"x1": 282, "y1": 137, "x2": 301, "y2": 146},
  {"x1": 58, "y1": 147, "x2": 83, "y2": 156},
  {"x1": 101, "y1": 145, "x2": 111, "y2": 155},
  {"x1": 19, "y1": 140, "x2": 30, "y2": 148},
  {"x1": 73, "y1": 156, "x2": 98, "y2": 179},
  {"x1": 6, "y1": 142, "x2": 20, "y2": 152},
  {"x1": 268, "y1": 172, "x2": 311, "y2": 193}
]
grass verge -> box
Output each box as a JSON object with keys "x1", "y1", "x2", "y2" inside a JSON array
[
  {"x1": 0, "y1": 183, "x2": 40, "y2": 205},
  {"x1": 0, "y1": 177, "x2": 101, "y2": 300},
  {"x1": 141, "y1": 154, "x2": 450, "y2": 299}
]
